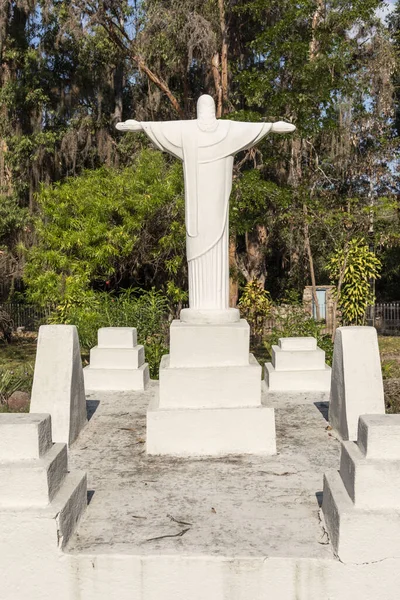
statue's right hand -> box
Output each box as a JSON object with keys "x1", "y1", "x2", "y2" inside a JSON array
[{"x1": 116, "y1": 120, "x2": 143, "y2": 132}]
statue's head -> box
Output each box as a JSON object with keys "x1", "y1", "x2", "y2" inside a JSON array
[{"x1": 197, "y1": 95, "x2": 218, "y2": 131}]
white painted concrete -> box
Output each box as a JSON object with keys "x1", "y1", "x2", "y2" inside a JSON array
[
  {"x1": 30, "y1": 325, "x2": 87, "y2": 446},
  {"x1": 169, "y1": 319, "x2": 249, "y2": 367},
  {"x1": 279, "y1": 337, "x2": 317, "y2": 351},
  {"x1": 159, "y1": 354, "x2": 261, "y2": 408},
  {"x1": 180, "y1": 308, "x2": 241, "y2": 324},
  {"x1": 147, "y1": 394, "x2": 276, "y2": 456},
  {"x1": 340, "y1": 440, "x2": 400, "y2": 508},
  {"x1": 358, "y1": 414, "x2": 400, "y2": 459},
  {"x1": 98, "y1": 327, "x2": 138, "y2": 348},
  {"x1": 0, "y1": 413, "x2": 87, "y2": 600},
  {"x1": 0, "y1": 443, "x2": 67, "y2": 507},
  {"x1": 0, "y1": 413, "x2": 52, "y2": 460},
  {"x1": 322, "y1": 469, "x2": 400, "y2": 563},
  {"x1": 84, "y1": 364, "x2": 149, "y2": 391},
  {"x1": 84, "y1": 327, "x2": 149, "y2": 391},
  {"x1": 89, "y1": 345, "x2": 145, "y2": 369},
  {"x1": 265, "y1": 362, "x2": 331, "y2": 391},
  {"x1": 272, "y1": 345, "x2": 326, "y2": 371},
  {"x1": 329, "y1": 326, "x2": 385, "y2": 441},
  {"x1": 322, "y1": 413, "x2": 400, "y2": 563}
]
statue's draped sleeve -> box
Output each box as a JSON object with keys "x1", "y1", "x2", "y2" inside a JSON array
[{"x1": 200, "y1": 121, "x2": 273, "y2": 163}]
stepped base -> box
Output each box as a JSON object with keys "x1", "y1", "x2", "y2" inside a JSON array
[
  {"x1": 322, "y1": 469, "x2": 400, "y2": 563},
  {"x1": 272, "y1": 345, "x2": 326, "y2": 371},
  {"x1": 159, "y1": 353, "x2": 261, "y2": 408},
  {"x1": 83, "y1": 363, "x2": 149, "y2": 391},
  {"x1": 147, "y1": 394, "x2": 276, "y2": 456},
  {"x1": 265, "y1": 362, "x2": 331, "y2": 392}
]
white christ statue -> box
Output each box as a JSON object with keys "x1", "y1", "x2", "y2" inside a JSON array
[{"x1": 116, "y1": 95, "x2": 295, "y2": 322}]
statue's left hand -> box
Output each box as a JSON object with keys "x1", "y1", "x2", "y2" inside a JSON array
[
  {"x1": 116, "y1": 120, "x2": 143, "y2": 132},
  {"x1": 271, "y1": 121, "x2": 296, "y2": 133}
]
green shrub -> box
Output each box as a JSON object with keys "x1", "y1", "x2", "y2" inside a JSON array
[
  {"x1": 49, "y1": 288, "x2": 170, "y2": 378},
  {"x1": 264, "y1": 305, "x2": 334, "y2": 366}
]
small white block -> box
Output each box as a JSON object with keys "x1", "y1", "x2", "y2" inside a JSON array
[
  {"x1": 97, "y1": 327, "x2": 138, "y2": 348},
  {"x1": 169, "y1": 319, "x2": 250, "y2": 367},
  {"x1": 278, "y1": 337, "x2": 317, "y2": 351},
  {"x1": 265, "y1": 362, "x2": 331, "y2": 392},
  {"x1": 271, "y1": 346, "x2": 325, "y2": 371},
  {"x1": 322, "y1": 469, "x2": 400, "y2": 563},
  {"x1": 329, "y1": 327, "x2": 385, "y2": 441},
  {"x1": 358, "y1": 414, "x2": 400, "y2": 460},
  {"x1": 83, "y1": 363, "x2": 150, "y2": 391},
  {"x1": 0, "y1": 443, "x2": 67, "y2": 507},
  {"x1": 89, "y1": 346, "x2": 145, "y2": 369},
  {"x1": 147, "y1": 396, "x2": 276, "y2": 456},
  {"x1": 0, "y1": 414, "x2": 52, "y2": 460},
  {"x1": 159, "y1": 353, "x2": 261, "y2": 408},
  {"x1": 340, "y1": 441, "x2": 400, "y2": 509}
]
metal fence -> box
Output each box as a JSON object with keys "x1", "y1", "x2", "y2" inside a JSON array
[
  {"x1": 0, "y1": 303, "x2": 52, "y2": 331},
  {"x1": 367, "y1": 303, "x2": 400, "y2": 336}
]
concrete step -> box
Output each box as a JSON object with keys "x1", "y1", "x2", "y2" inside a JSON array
[
  {"x1": 83, "y1": 363, "x2": 150, "y2": 391},
  {"x1": 0, "y1": 443, "x2": 68, "y2": 507},
  {"x1": 357, "y1": 414, "x2": 400, "y2": 460},
  {"x1": 147, "y1": 395, "x2": 276, "y2": 456},
  {"x1": 159, "y1": 353, "x2": 261, "y2": 408},
  {"x1": 278, "y1": 337, "x2": 317, "y2": 351},
  {"x1": 97, "y1": 327, "x2": 138, "y2": 348},
  {"x1": 89, "y1": 345, "x2": 145, "y2": 369},
  {"x1": 0, "y1": 414, "x2": 52, "y2": 460},
  {"x1": 271, "y1": 346, "x2": 326, "y2": 371},
  {"x1": 265, "y1": 363, "x2": 331, "y2": 392},
  {"x1": 169, "y1": 319, "x2": 250, "y2": 367},
  {"x1": 340, "y1": 440, "x2": 400, "y2": 509},
  {"x1": 322, "y1": 469, "x2": 400, "y2": 563}
]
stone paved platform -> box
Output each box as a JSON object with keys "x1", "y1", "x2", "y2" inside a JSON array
[{"x1": 67, "y1": 383, "x2": 339, "y2": 559}]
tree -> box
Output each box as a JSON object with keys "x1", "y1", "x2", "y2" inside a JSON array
[{"x1": 23, "y1": 149, "x2": 186, "y2": 305}]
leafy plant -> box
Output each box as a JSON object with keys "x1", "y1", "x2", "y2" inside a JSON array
[
  {"x1": 265, "y1": 305, "x2": 334, "y2": 366},
  {"x1": 327, "y1": 238, "x2": 382, "y2": 325},
  {"x1": 239, "y1": 279, "x2": 273, "y2": 342},
  {"x1": 0, "y1": 369, "x2": 25, "y2": 405},
  {"x1": 49, "y1": 288, "x2": 171, "y2": 378}
]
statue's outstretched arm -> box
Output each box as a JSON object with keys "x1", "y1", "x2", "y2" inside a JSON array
[
  {"x1": 270, "y1": 121, "x2": 296, "y2": 134},
  {"x1": 116, "y1": 120, "x2": 144, "y2": 132}
]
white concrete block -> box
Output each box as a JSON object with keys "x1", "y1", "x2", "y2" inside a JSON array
[
  {"x1": 83, "y1": 363, "x2": 150, "y2": 391},
  {"x1": 0, "y1": 414, "x2": 52, "y2": 460},
  {"x1": 89, "y1": 345, "x2": 145, "y2": 369},
  {"x1": 0, "y1": 443, "x2": 67, "y2": 507},
  {"x1": 169, "y1": 319, "x2": 250, "y2": 367},
  {"x1": 159, "y1": 354, "x2": 261, "y2": 408},
  {"x1": 329, "y1": 327, "x2": 385, "y2": 441},
  {"x1": 358, "y1": 414, "x2": 400, "y2": 460},
  {"x1": 278, "y1": 337, "x2": 317, "y2": 351},
  {"x1": 98, "y1": 327, "x2": 138, "y2": 348},
  {"x1": 265, "y1": 363, "x2": 331, "y2": 392},
  {"x1": 180, "y1": 308, "x2": 240, "y2": 324},
  {"x1": 30, "y1": 325, "x2": 87, "y2": 446},
  {"x1": 322, "y1": 469, "x2": 400, "y2": 563},
  {"x1": 271, "y1": 346, "x2": 326, "y2": 371},
  {"x1": 147, "y1": 395, "x2": 276, "y2": 456},
  {"x1": 340, "y1": 441, "x2": 400, "y2": 509}
]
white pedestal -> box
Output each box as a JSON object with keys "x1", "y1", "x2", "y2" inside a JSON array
[
  {"x1": 329, "y1": 326, "x2": 385, "y2": 441},
  {"x1": 265, "y1": 337, "x2": 331, "y2": 392},
  {"x1": 147, "y1": 395, "x2": 276, "y2": 456},
  {"x1": 84, "y1": 327, "x2": 149, "y2": 391},
  {"x1": 147, "y1": 316, "x2": 276, "y2": 456},
  {"x1": 322, "y1": 414, "x2": 400, "y2": 563}
]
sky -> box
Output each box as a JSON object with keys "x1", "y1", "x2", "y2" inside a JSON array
[{"x1": 376, "y1": 0, "x2": 397, "y2": 21}]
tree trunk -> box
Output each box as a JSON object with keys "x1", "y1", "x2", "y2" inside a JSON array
[
  {"x1": 218, "y1": 0, "x2": 228, "y2": 110},
  {"x1": 212, "y1": 52, "x2": 223, "y2": 118},
  {"x1": 229, "y1": 234, "x2": 239, "y2": 307},
  {"x1": 303, "y1": 202, "x2": 320, "y2": 320}
]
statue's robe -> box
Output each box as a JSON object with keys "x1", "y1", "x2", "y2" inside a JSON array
[{"x1": 140, "y1": 119, "x2": 273, "y2": 309}]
